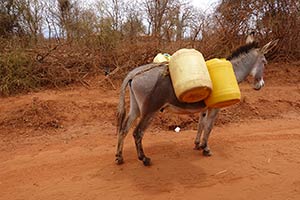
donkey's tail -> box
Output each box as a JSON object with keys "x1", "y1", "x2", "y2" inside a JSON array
[{"x1": 116, "y1": 74, "x2": 131, "y2": 134}]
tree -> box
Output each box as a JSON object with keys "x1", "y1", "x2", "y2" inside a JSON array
[
  {"x1": 188, "y1": 7, "x2": 206, "y2": 41},
  {"x1": 175, "y1": 0, "x2": 194, "y2": 40},
  {"x1": 0, "y1": 0, "x2": 22, "y2": 37},
  {"x1": 103, "y1": 0, "x2": 125, "y2": 31},
  {"x1": 17, "y1": 0, "x2": 45, "y2": 42},
  {"x1": 214, "y1": 0, "x2": 300, "y2": 60},
  {"x1": 143, "y1": 0, "x2": 170, "y2": 38}
]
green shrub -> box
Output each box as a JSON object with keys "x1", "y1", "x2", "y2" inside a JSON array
[{"x1": 0, "y1": 51, "x2": 39, "y2": 96}]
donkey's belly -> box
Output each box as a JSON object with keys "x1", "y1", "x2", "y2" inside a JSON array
[{"x1": 163, "y1": 103, "x2": 207, "y2": 114}]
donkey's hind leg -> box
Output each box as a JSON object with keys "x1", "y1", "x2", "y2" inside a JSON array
[
  {"x1": 194, "y1": 111, "x2": 207, "y2": 150},
  {"x1": 200, "y1": 108, "x2": 219, "y2": 156},
  {"x1": 133, "y1": 113, "x2": 154, "y2": 166},
  {"x1": 116, "y1": 91, "x2": 140, "y2": 165}
]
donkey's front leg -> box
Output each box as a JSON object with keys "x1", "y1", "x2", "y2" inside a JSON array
[{"x1": 200, "y1": 108, "x2": 219, "y2": 156}]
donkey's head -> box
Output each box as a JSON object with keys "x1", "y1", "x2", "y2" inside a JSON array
[
  {"x1": 228, "y1": 35, "x2": 278, "y2": 90},
  {"x1": 251, "y1": 39, "x2": 278, "y2": 90}
]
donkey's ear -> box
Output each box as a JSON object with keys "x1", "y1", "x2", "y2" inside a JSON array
[
  {"x1": 260, "y1": 39, "x2": 279, "y2": 54},
  {"x1": 246, "y1": 31, "x2": 255, "y2": 44}
]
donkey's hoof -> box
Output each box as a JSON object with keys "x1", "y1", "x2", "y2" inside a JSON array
[
  {"x1": 142, "y1": 157, "x2": 151, "y2": 166},
  {"x1": 194, "y1": 144, "x2": 202, "y2": 150},
  {"x1": 115, "y1": 157, "x2": 124, "y2": 165},
  {"x1": 203, "y1": 150, "x2": 212, "y2": 157}
]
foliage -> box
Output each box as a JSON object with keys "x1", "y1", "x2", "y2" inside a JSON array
[
  {"x1": 0, "y1": 50, "x2": 38, "y2": 96},
  {"x1": 210, "y1": 0, "x2": 300, "y2": 60},
  {"x1": 0, "y1": 0, "x2": 299, "y2": 95}
]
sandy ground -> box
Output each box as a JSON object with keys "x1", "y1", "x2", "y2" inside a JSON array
[{"x1": 0, "y1": 63, "x2": 300, "y2": 200}]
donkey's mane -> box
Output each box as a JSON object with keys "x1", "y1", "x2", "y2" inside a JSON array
[{"x1": 227, "y1": 42, "x2": 259, "y2": 60}]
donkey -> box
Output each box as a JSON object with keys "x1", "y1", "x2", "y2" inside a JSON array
[{"x1": 115, "y1": 38, "x2": 278, "y2": 166}]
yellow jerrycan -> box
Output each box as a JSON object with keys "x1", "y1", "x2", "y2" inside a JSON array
[
  {"x1": 204, "y1": 58, "x2": 241, "y2": 108},
  {"x1": 153, "y1": 53, "x2": 171, "y2": 63},
  {"x1": 169, "y1": 49, "x2": 212, "y2": 103}
]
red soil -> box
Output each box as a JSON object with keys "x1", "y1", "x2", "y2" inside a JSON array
[{"x1": 0, "y1": 63, "x2": 300, "y2": 200}]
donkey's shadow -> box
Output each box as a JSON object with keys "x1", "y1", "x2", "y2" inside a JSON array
[{"x1": 104, "y1": 140, "x2": 225, "y2": 194}]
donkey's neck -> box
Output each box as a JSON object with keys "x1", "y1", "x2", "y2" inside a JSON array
[{"x1": 230, "y1": 50, "x2": 258, "y2": 83}]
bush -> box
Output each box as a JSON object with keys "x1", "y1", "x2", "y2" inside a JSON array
[{"x1": 0, "y1": 50, "x2": 39, "y2": 96}]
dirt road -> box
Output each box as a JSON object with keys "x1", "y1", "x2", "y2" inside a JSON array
[{"x1": 0, "y1": 63, "x2": 300, "y2": 200}]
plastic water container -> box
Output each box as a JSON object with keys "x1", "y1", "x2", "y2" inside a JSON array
[
  {"x1": 204, "y1": 58, "x2": 241, "y2": 108},
  {"x1": 153, "y1": 53, "x2": 170, "y2": 63},
  {"x1": 169, "y1": 49, "x2": 212, "y2": 103}
]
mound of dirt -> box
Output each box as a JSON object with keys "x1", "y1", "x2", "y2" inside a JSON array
[
  {"x1": 0, "y1": 94, "x2": 118, "y2": 139},
  {"x1": 0, "y1": 97, "x2": 63, "y2": 130}
]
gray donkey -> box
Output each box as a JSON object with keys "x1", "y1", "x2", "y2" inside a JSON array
[{"x1": 116, "y1": 38, "x2": 278, "y2": 166}]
